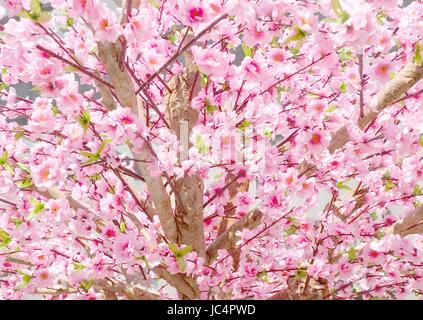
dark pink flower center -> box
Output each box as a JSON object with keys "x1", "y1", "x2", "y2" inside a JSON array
[
  {"x1": 189, "y1": 7, "x2": 205, "y2": 22},
  {"x1": 369, "y1": 250, "x2": 379, "y2": 259},
  {"x1": 105, "y1": 229, "x2": 116, "y2": 238},
  {"x1": 310, "y1": 133, "x2": 322, "y2": 145}
]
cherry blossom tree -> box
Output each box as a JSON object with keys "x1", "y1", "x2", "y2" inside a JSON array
[{"x1": 0, "y1": 0, "x2": 422, "y2": 300}]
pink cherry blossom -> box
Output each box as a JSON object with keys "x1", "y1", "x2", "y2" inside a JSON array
[
  {"x1": 31, "y1": 158, "x2": 66, "y2": 191},
  {"x1": 372, "y1": 59, "x2": 393, "y2": 82}
]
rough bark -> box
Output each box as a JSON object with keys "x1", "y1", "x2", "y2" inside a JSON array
[
  {"x1": 153, "y1": 266, "x2": 200, "y2": 300},
  {"x1": 164, "y1": 34, "x2": 206, "y2": 259},
  {"x1": 328, "y1": 60, "x2": 423, "y2": 153},
  {"x1": 393, "y1": 205, "x2": 423, "y2": 237},
  {"x1": 94, "y1": 78, "x2": 116, "y2": 110},
  {"x1": 97, "y1": 41, "x2": 178, "y2": 243},
  {"x1": 206, "y1": 209, "x2": 263, "y2": 264}
]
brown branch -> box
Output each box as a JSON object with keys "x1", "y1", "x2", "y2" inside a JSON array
[
  {"x1": 94, "y1": 78, "x2": 116, "y2": 110},
  {"x1": 164, "y1": 31, "x2": 206, "y2": 258},
  {"x1": 36, "y1": 45, "x2": 114, "y2": 89},
  {"x1": 96, "y1": 38, "x2": 206, "y2": 298},
  {"x1": 135, "y1": 13, "x2": 229, "y2": 95},
  {"x1": 153, "y1": 266, "x2": 199, "y2": 299},
  {"x1": 97, "y1": 42, "x2": 138, "y2": 110},
  {"x1": 392, "y1": 205, "x2": 423, "y2": 237},
  {"x1": 358, "y1": 53, "x2": 365, "y2": 118},
  {"x1": 97, "y1": 41, "x2": 178, "y2": 243},
  {"x1": 206, "y1": 209, "x2": 263, "y2": 264},
  {"x1": 328, "y1": 59, "x2": 423, "y2": 153},
  {"x1": 95, "y1": 279, "x2": 160, "y2": 300}
]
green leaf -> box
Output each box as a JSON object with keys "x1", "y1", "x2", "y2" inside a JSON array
[
  {"x1": 336, "y1": 181, "x2": 351, "y2": 191},
  {"x1": 179, "y1": 245, "x2": 192, "y2": 256},
  {"x1": 382, "y1": 171, "x2": 391, "y2": 179},
  {"x1": 389, "y1": 70, "x2": 396, "y2": 79},
  {"x1": 331, "y1": 0, "x2": 350, "y2": 23},
  {"x1": 413, "y1": 41, "x2": 423, "y2": 67},
  {"x1": 16, "y1": 162, "x2": 31, "y2": 173},
  {"x1": 51, "y1": 104, "x2": 60, "y2": 115},
  {"x1": 194, "y1": 135, "x2": 209, "y2": 154},
  {"x1": 16, "y1": 270, "x2": 32, "y2": 289},
  {"x1": 2, "y1": 163, "x2": 14, "y2": 174},
  {"x1": 168, "y1": 243, "x2": 179, "y2": 256},
  {"x1": 17, "y1": 10, "x2": 32, "y2": 20},
  {"x1": 169, "y1": 243, "x2": 191, "y2": 257},
  {"x1": 0, "y1": 151, "x2": 13, "y2": 174},
  {"x1": 169, "y1": 243, "x2": 191, "y2": 272},
  {"x1": 241, "y1": 43, "x2": 254, "y2": 57},
  {"x1": 263, "y1": 128, "x2": 273, "y2": 138},
  {"x1": 338, "y1": 11, "x2": 350, "y2": 23},
  {"x1": 384, "y1": 180, "x2": 395, "y2": 192},
  {"x1": 257, "y1": 271, "x2": 269, "y2": 283},
  {"x1": 11, "y1": 217, "x2": 23, "y2": 227},
  {"x1": 412, "y1": 184, "x2": 423, "y2": 196},
  {"x1": 168, "y1": 32, "x2": 177, "y2": 44},
  {"x1": 64, "y1": 64, "x2": 79, "y2": 73},
  {"x1": 17, "y1": 179, "x2": 33, "y2": 189},
  {"x1": 238, "y1": 119, "x2": 251, "y2": 132},
  {"x1": 37, "y1": 11, "x2": 52, "y2": 23},
  {"x1": 176, "y1": 256, "x2": 187, "y2": 272},
  {"x1": 289, "y1": 46, "x2": 300, "y2": 56},
  {"x1": 419, "y1": 133, "x2": 423, "y2": 147},
  {"x1": 88, "y1": 173, "x2": 101, "y2": 181},
  {"x1": 30, "y1": 0, "x2": 42, "y2": 19},
  {"x1": 294, "y1": 269, "x2": 308, "y2": 280},
  {"x1": 73, "y1": 262, "x2": 85, "y2": 271},
  {"x1": 199, "y1": 73, "x2": 208, "y2": 87},
  {"x1": 66, "y1": 17, "x2": 74, "y2": 27},
  {"x1": 80, "y1": 151, "x2": 96, "y2": 158},
  {"x1": 77, "y1": 109, "x2": 91, "y2": 133},
  {"x1": 205, "y1": 101, "x2": 217, "y2": 113},
  {"x1": 285, "y1": 224, "x2": 297, "y2": 236},
  {"x1": 339, "y1": 81, "x2": 347, "y2": 93},
  {"x1": 374, "y1": 230, "x2": 385, "y2": 240},
  {"x1": 28, "y1": 197, "x2": 45, "y2": 219},
  {"x1": 370, "y1": 211, "x2": 378, "y2": 221},
  {"x1": 0, "y1": 151, "x2": 8, "y2": 166},
  {"x1": 19, "y1": 0, "x2": 49, "y2": 22},
  {"x1": 80, "y1": 279, "x2": 93, "y2": 291},
  {"x1": 81, "y1": 152, "x2": 100, "y2": 164},
  {"x1": 0, "y1": 81, "x2": 8, "y2": 91},
  {"x1": 96, "y1": 138, "x2": 112, "y2": 156},
  {"x1": 285, "y1": 26, "x2": 307, "y2": 43},
  {"x1": 376, "y1": 10, "x2": 387, "y2": 23},
  {"x1": 81, "y1": 139, "x2": 111, "y2": 164},
  {"x1": 325, "y1": 104, "x2": 337, "y2": 113},
  {"x1": 338, "y1": 47, "x2": 353, "y2": 64},
  {"x1": 0, "y1": 228, "x2": 12, "y2": 249},
  {"x1": 119, "y1": 221, "x2": 126, "y2": 233},
  {"x1": 346, "y1": 247, "x2": 357, "y2": 262},
  {"x1": 270, "y1": 36, "x2": 279, "y2": 48},
  {"x1": 146, "y1": 0, "x2": 161, "y2": 8},
  {"x1": 15, "y1": 128, "x2": 25, "y2": 140},
  {"x1": 331, "y1": 0, "x2": 343, "y2": 16},
  {"x1": 322, "y1": 17, "x2": 339, "y2": 24}
]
